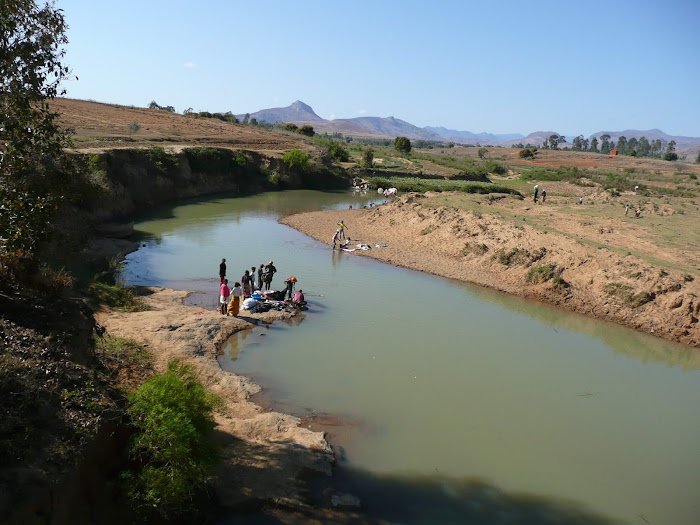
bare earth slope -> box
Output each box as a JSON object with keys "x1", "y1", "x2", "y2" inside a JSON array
[
  {"x1": 282, "y1": 193, "x2": 700, "y2": 347},
  {"x1": 53, "y1": 98, "x2": 312, "y2": 152}
]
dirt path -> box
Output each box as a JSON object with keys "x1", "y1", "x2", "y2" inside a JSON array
[
  {"x1": 95, "y1": 288, "x2": 333, "y2": 508},
  {"x1": 281, "y1": 192, "x2": 700, "y2": 348}
]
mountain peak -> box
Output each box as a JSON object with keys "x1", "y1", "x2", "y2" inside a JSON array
[
  {"x1": 240, "y1": 100, "x2": 322, "y2": 123},
  {"x1": 291, "y1": 100, "x2": 315, "y2": 113}
]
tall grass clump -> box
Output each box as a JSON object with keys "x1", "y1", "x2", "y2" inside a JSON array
[{"x1": 123, "y1": 360, "x2": 220, "y2": 516}]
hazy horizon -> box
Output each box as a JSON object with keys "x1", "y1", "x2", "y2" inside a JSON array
[{"x1": 55, "y1": 0, "x2": 700, "y2": 137}]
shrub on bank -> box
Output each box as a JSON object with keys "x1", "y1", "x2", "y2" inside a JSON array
[
  {"x1": 123, "y1": 360, "x2": 220, "y2": 516},
  {"x1": 282, "y1": 149, "x2": 310, "y2": 171}
]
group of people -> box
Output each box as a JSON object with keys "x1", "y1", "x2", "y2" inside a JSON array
[
  {"x1": 218, "y1": 258, "x2": 304, "y2": 315},
  {"x1": 533, "y1": 184, "x2": 547, "y2": 203},
  {"x1": 332, "y1": 220, "x2": 349, "y2": 249}
]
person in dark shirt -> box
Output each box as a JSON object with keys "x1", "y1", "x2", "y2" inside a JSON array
[
  {"x1": 219, "y1": 258, "x2": 226, "y2": 284},
  {"x1": 263, "y1": 261, "x2": 277, "y2": 290},
  {"x1": 257, "y1": 263, "x2": 264, "y2": 290}
]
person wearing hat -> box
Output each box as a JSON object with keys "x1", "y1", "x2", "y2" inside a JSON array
[
  {"x1": 263, "y1": 261, "x2": 277, "y2": 290},
  {"x1": 283, "y1": 276, "x2": 297, "y2": 300}
]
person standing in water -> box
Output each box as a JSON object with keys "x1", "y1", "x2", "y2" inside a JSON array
[
  {"x1": 219, "y1": 258, "x2": 226, "y2": 284},
  {"x1": 332, "y1": 230, "x2": 340, "y2": 249},
  {"x1": 263, "y1": 261, "x2": 277, "y2": 290},
  {"x1": 283, "y1": 276, "x2": 297, "y2": 300}
]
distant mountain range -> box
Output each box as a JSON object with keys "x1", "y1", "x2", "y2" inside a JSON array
[{"x1": 239, "y1": 101, "x2": 700, "y2": 156}]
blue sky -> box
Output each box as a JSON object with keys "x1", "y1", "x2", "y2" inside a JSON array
[{"x1": 55, "y1": 0, "x2": 700, "y2": 137}]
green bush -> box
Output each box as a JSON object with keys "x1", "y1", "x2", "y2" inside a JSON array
[
  {"x1": 663, "y1": 152, "x2": 678, "y2": 161},
  {"x1": 484, "y1": 159, "x2": 507, "y2": 175},
  {"x1": 519, "y1": 148, "x2": 534, "y2": 158},
  {"x1": 478, "y1": 148, "x2": 488, "y2": 159},
  {"x1": 124, "y1": 361, "x2": 220, "y2": 515},
  {"x1": 316, "y1": 137, "x2": 349, "y2": 162},
  {"x1": 282, "y1": 149, "x2": 310, "y2": 171},
  {"x1": 361, "y1": 147, "x2": 374, "y2": 169},
  {"x1": 394, "y1": 136, "x2": 412, "y2": 153},
  {"x1": 298, "y1": 125, "x2": 315, "y2": 137},
  {"x1": 526, "y1": 264, "x2": 556, "y2": 283}
]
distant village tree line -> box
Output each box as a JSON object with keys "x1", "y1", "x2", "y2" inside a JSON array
[{"x1": 513, "y1": 133, "x2": 681, "y2": 160}]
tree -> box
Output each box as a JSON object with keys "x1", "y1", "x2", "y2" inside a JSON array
[
  {"x1": 478, "y1": 148, "x2": 488, "y2": 159},
  {"x1": 548, "y1": 134, "x2": 561, "y2": 150},
  {"x1": 572, "y1": 135, "x2": 583, "y2": 151},
  {"x1": 627, "y1": 137, "x2": 638, "y2": 156},
  {"x1": 361, "y1": 148, "x2": 374, "y2": 168},
  {"x1": 589, "y1": 137, "x2": 599, "y2": 153},
  {"x1": 249, "y1": 117, "x2": 258, "y2": 126},
  {"x1": 666, "y1": 140, "x2": 676, "y2": 154},
  {"x1": 394, "y1": 136, "x2": 412, "y2": 153},
  {"x1": 617, "y1": 136, "x2": 627, "y2": 154},
  {"x1": 637, "y1": 137, "x2": 650, "y2": 157},
  {"x1": 696, "y1": 151, "x2": 700, "y2": 164},
  {"x1": 519, "y1": 148, "x2": 534, "y2": 158},
  {"x1": 298, "y1": 125, "x2": 315, "y2": 137},
  {"x1": 600, "y1": 134, "x2": 611, "y2": 154},
  {"x1": 243, "y1": 113, "x2": 250, "y2": 125},
  {"x1": 1, "y1": 0, "x2": 90, "y2": 257}
]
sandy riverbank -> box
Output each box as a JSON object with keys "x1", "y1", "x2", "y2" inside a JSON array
[
  {"x1": 281, "y1": 192, "x2": 700, "y2": 348},
  {"x1": 95, "y1": 287, "x2": 333, "y2": 509}
]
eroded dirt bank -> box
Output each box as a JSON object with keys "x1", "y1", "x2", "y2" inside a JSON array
[
  {"x1": 95, "y1": 287, "x2": 333, "y2": 508},
  {"x1": 281, "y1": 192, "x2": 700, "y2": 348}
]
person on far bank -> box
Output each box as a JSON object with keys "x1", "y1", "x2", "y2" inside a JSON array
[
  {"x1": 220, "y1": 279, "x2": 230, "y2": 315},
  {"x1": 541, "y1": 189, "x2": 546, "y2": 203},
  {"x1": 533, "y1": 184, "x2": 539, "y2": 203},
  {"x1": 338, "y1": 220, "x2": 347, "y2": 240},
  {"x1": 228, "y1": 281, "x2": 242, "y2": 316},
  {"x1": 219, "y1": 258, "x2": 226, "y2": 284},
  {"x1": 250, "y1": 266, "x2": 257, "y2": 291}
]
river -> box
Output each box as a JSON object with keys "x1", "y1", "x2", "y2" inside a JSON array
[{"x1": 122, "y1": 190, "x2": 700, "y2": 524}]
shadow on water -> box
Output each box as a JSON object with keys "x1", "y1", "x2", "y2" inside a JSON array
[{"x1": 215, "y1": 437, "x2": 616, "y2": 524}]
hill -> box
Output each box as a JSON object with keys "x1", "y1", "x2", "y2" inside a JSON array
[
  {"x1": 52, "y1": 98, "x2": 312, "y2": 152},
  {"x1": 339, "y1": 116, "x2": 442, "y2": 140},
  {"x1": 425, "y1": 126, "x2": 524, "y2": 145},
  {"x1": 238, "y1": 100, "x2": 323, "y2": 123}
]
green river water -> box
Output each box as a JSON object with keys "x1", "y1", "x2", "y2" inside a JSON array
[{"x1": 122, "y1": 190, "x2": 699, "y2": 524}]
